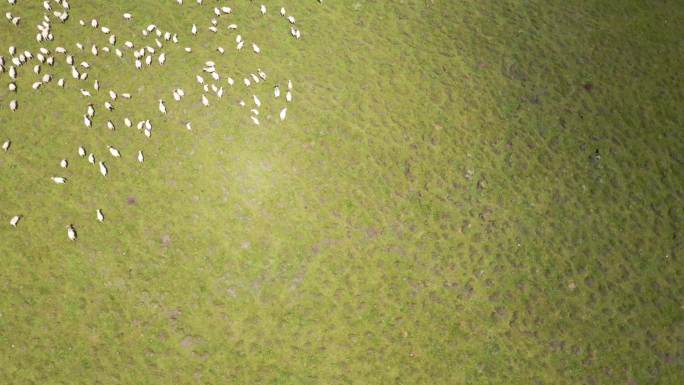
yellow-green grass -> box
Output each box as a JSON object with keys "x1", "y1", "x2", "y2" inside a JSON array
[{"x1": 0, "y1": 1, "x2": 682, "y2": 384}]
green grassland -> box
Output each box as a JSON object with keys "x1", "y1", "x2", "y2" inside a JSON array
[{"x1": 0, "y1": 0, "x2": 682, "y2": 384}]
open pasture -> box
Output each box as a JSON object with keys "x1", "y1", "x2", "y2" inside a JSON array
[{"x1": 1, "y1": 1, "x2": 682, "y2": 384}]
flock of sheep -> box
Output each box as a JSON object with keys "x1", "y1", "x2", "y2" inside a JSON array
[{"x1": 2, "y1": 0, "x2": 317, "y2": 240}]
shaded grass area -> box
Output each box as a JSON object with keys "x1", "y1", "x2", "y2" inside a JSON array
[{"x1": 0, "y1": 0, "x2": 682, "y2": 384}]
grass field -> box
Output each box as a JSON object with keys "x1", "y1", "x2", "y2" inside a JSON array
[{"x1": 1, "y1": 0, "x2": 683, "y2": 384}]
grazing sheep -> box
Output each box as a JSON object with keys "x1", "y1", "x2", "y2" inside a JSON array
[
  {"x1": 10, "y1": 215, "x2": 21, "y2": 227},
  {"x1": 107, "y1": 146, "x2": 121, "y2": 158},
  {"x1": 66, "y1": 224, "x2": 77, "y2": 240},
  {"x1": 98, "y1": 161, "x2": 108, "y2": 176}
]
